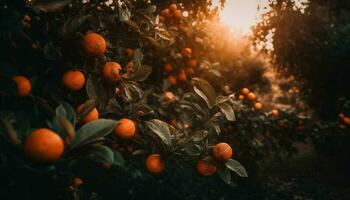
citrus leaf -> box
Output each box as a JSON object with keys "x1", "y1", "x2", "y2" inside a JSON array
[
  {"x1": 57, "y1": 115, "x2": 75, "y2": 145},
  {"x1": 217, "y1": 103, "x2": 236, "y2": 121},
  {"x1": 217, "y1": 165, "x2": 233, "y2": 186},
  {"x1": 33, "y1": 0, "x2": 71, "y2": 12},
  {"x1": 126, "y1": 65, "x2": 152, "y2": 82},
  {"x1": 87, "y1": 144, "x2": 115, "y2": 164},
  {"x1": 71, "y1": 119, "x2": 117, "y2": 148},
  {"x1": 225, "y1": 159, "x2": 248, "y2": 177},
  {"x1": 113, "y1": 151, "x2": 124, "y2": 167},
  {"x1": 56, "y1": 102, "x2": 76, "y2": 125},
  {"x1": 145, "y1": 119, "x2": 172, "y2": 145},
  {"x1": 0, "y1": 119, "x2": 21, "y2": 146},
  {"x1": 191, "y1": 77, "x2": 216, "y2": 108}
]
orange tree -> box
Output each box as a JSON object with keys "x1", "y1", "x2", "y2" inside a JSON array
[{"x1": 0, "y1": 0, "x2": 308, "y2": 199}]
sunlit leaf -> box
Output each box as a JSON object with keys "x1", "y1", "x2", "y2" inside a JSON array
[
  {"x1": 192, "y1": 77, "x2": 216, "y2": 108},
  {"x1": 217, "y1": 103, "x2": 236, "y2": 121},
  {"x1": 145, "y1": 119, "x2": 172, "y2": 145},
  {"x1": 225, "y1": 159, "x2": 248, "y2": 177}
]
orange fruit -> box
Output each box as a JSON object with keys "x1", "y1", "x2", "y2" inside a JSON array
[
  {"x1": 241, "y1": 88, "x2": 249, "y2": 95},
  {"x1": 164, "y1": 63, "x2": 173, "y2": 74},
  {"x1": 76, "y1": 104, "x2": 99, "y2": 123},
  {"x1": 196, "y1": 158, "x2": 217, "y2": 176},
  {"x1": 161, "y1": 9, "x2": 170, "y2": 18},
  {"x1": 343, "y1": 117, "x2": 350, "y2": 125},
  {"x1": 24, "y1": 128, "x2": 64, "y2": 162},
  {"x1": 145, "y1": 154, "x2": 164, "y2": 174},
  {"x1": 338, "y1": 113, "x2": 345, "y2": 119},
  {"x1": 182, "y1": 122, "x2": 189, "y2": 129},
  {"x1": 181, "y1": 48, "x2": 192, "y2": 58},
  {"x1": 102, "y1": 62, "x2": 121, "y2": 84},
  {"x1": 23, "y1": 15, "x2": 31, "y2": 22},
  {"x1": 169, "y1": 4, "x2": 177, "y2": 12},
  {"x1": 13, "y1": 76, "x2": 31, "y2": 97},
  {"x1": 254, "y1": 102, "x2": 263, "y2": 110},
  {"x1": 159, "y1": 16, "x2": 165, "y2": 23},
  {"x1": 73, "y1": 178, "x2": 83, "y2": 187},
  {"x1": 339, "y1": 123, "x2": 346, "y2": 129},
  {"x1": 84, "y1": 32, "x2": 106, "y2": 56},
  {"x1": 126, "y1": 48, "x2": 134, "y2": 57},
  {"x1": 246, "y1": 92, "x2": 256, "y2": 101},
  {"x1": 62, "y1": 70, "x2": 85, "y2": 91},
  {"x1": 212, "y1": 142, "x2": 232, "y2": 162},
  {"x1": 174, "y1": 10, "x2": 182, "y2": 20},
  {"x1": 168, "y1": 75, "x2": 177, "y2": 86},
  {"x1": 163, "y1": 91, "x2": 176, "y2": 103},
  {"x1": 178, "y1": 69, "x2": 187, "y2": 81},
  {"x1": 114, "y1": 118, "x2": 136, "y2": 140},
  {"x1": 185, "y1": 67, "x2": 194, "y2": 76},
  {"x1": 187, "y1": 58, "x2": 198, "y2": 68},
  {"x1": 238, "y1": 95, "x2": 244, "y2": 100},
  {"x1": 271, "y1": 109, "x2": 279, "y2": 117}
]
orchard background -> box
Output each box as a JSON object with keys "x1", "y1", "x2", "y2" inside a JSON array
[{"x1": 0, "y1": 0, "x2": 349, "y2": 199}]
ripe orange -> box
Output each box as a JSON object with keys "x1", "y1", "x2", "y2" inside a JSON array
[
  {"x1": 126, "y1": 48, "x2": 134, "y2": 57},
  {"x1": 161, "y1": 9, "x2": 170, "y2": 18},
  {"x1": 145, "y1": 154, "x2": 164, "y2": 174},
  {"x1": 182, "y1": 122, "x2": 189, "y2": 129},
  {"x1": 343, "y1": 117, "x2": 350, "y2": 125},
  {"x1": 187, "y1": 58, "x2": 198, "y2": 68},
  {"x1": 164, "y1": 63, "x2": 173, "y2": 74},
  {"x1": 24, "y1": 128, "x2": 64, "y2": 162},
  {"x1": 271, "y1": 109, "x2": 279, "y2": 117},
  {"x1": 13, "y1": 76, "x2": 31, "y2": 97},
  {"x1": 168, "y1": 75, "x2": 177, "y2": 86},
  {"x1": 102, "y1": 62, "x2": 122, "y2": 84},
  {"x1": 238, "y1": 95, "x2": 244, "y2": 100},
  {"x1": 185, "y1": 67, "x2": 194, "y2": 76},
  {"x1": 178, "y1": 69, "x2": 187, "y2": 81},
  {"x1": 339, "y1": 123, "x2": 346, "y2": 129},
  {"x1": 169, "y1": 4, "x2": 177, "y2": 12},
  {"x1": 181, "y1": 48, "x2": 192, "y2": 58},
  {"x1": 62, "y1": 70, "x2": 85, "y2": 91},
  {"x1": 73, "y1": 178, "x2": 83, "y2": 187},
  {"x1": 159, "y1": 16, "x2": 165, "y2": 23},
  {"x1": 84, "y1": 32, "x2": 106, "y2": 56},
  {"x1": 338, "y1": 113, "x2": 345, "y2": 119},
  {"x1": 174, "y1": 10, "x2": 182, "y2": 20},
  {"x1": 246, "y1": 92, "x2": 256, "y2": 101},
  {"x1": 196, "y1": 158, "x2": 217, "y2": 176},
  {"x1": 212, "y1": 142, "x2": 232, "y2": 162},
  {"x1": 254, "y1": 102, "x2": 263, "y2": 110},
  {"x1": 76, "y1": 104, "x2": 99, "y2": 123},
  {"x1": 163, "y1": 91, "x2": 176, "y2": 103},
  {"x1": 114, "y1": 118, "x2": 136, "y2": 140},
  {"x1": 241, "y1": 88, "x2": 249, "y2": 95}
]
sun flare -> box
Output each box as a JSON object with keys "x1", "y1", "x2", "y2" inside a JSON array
[{"x1": 219, "y1": 0, "x2": 267, "y2": 34}]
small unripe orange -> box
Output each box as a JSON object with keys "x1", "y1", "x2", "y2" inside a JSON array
[
  {"x1": 271, "y1": 109, "x2": 279, "y2": 117},
  {"x1": 168, "y1": 75, "x2": 177, "y2": 86},
  {"x1": 187, "y1": 58, "x2": 198, "y2": 68},
  {"x1": 238, "y1": 95, "x2": 244, "y2": 100},
  {"x1": 178, "y1": 69, "x2": 187, "y2": 82},
  {"x1": 164, "y1": 63, "x2": 173, "y2": 74}
]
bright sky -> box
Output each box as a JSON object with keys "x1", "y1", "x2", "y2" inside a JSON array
[{"x1": 219, "y1": 0, "x2": 269, "y2": 34}]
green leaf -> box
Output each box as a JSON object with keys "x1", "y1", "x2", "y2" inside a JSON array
[
  {"x1": 0, "y1": 119, "x2": 21, "y2": 146},
  {"x1": 113, "y1": 151, "x2": 125, "y2": 167},
  {"x1": 126, "y1": 65, "x2": 152, "y2": 82},
  {"x1": 88, "y1": 144, "x2": 115, "y2": 164},
  {"x1": 145, "y1": 119, "x2": 172, "y2": 145},
  {"x1": 57, "y1": 115, "x2": 75, "y2": 145},
  {"x1": 217, "y1": 165, "x2": 233, "y2": 186},
  {"x1": 71, "y1": 119, "x2": 117, "y2": 148},
  {"x1": 217, "y1": 103, "x2": 236, "y2": 121},
  {"x1": 225, "y1": 159, "x2": 248, "y2": 177},
  {"x1": 191, "y1": 77, "x2": 216, "y2": 108},
  {"x1": 56, "y1": 102, "x2": 76, "y2": 125},
  {"x1": 33, "y1": 0, "x2": 71, "y2": 12},
  {"x1": 63, "y1": 14, "x2": 92, "y2": 34}
]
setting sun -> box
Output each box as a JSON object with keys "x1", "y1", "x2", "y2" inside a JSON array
[{"x1": 220, "y1": 0, "x2": 267, "y2": 34}]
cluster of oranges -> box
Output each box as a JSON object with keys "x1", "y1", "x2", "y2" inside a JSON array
[
  {"x1": 22, "y1": 32, "x2": 137, "y2": 164},
  {"x1": 165, "y1": 47, "x2": 198, "y2": 86},
  {"x1": 159, "y1": 4, "x2": 183, "y2": 23},
  {"x1": 239, "y1": 88, "x2": 262, "y2": 111},
  {"x1": 145, "y1": 142, "x2": 233, "y2": 176}
]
